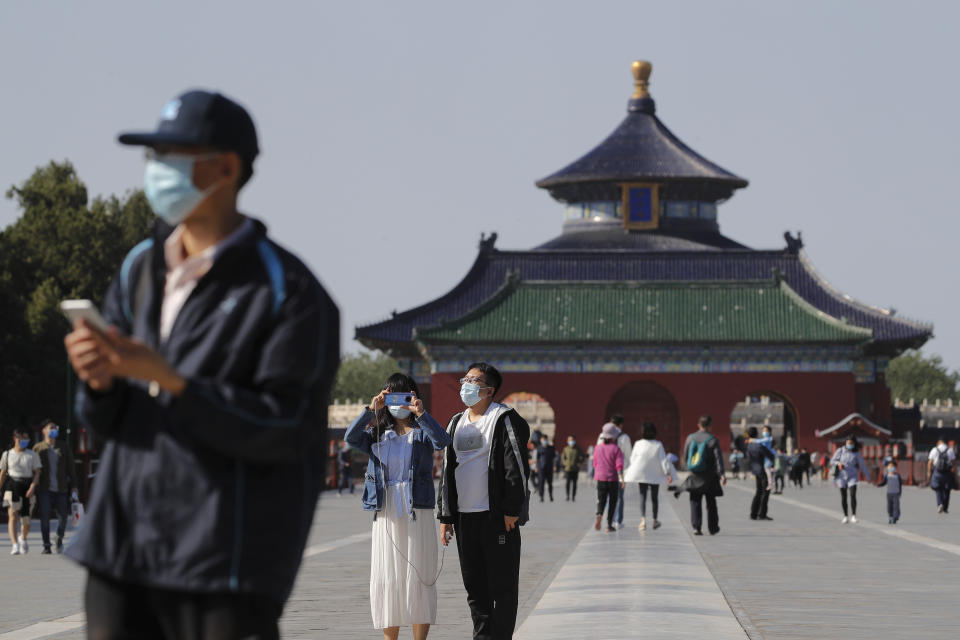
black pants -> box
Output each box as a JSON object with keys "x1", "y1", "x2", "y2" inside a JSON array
[
  {"x1": 337, "y1": 466, "x2": 353, "y2": 493},
  {"x1": 935, "y1": 485, "x2": 951, "y2": 510},
  {"x1": 887, "y1": 494, "x2": 901, "y2": 521},
  {"x1": 85, "y1": 571, "x2": 281, "y2": 640},
  {"x1": 774, "y1": 473, "x2": 784, "y2": 492},
  {"x1": 839, "y1": 485, "x2": 858, "y2": 516},
  {"x1": 37, "y1": 490, "x2": 69, "y2": 547},
  {"x1": 596, "y1": 481, "x2": 618, "y2": 528},
  {"x1": 689, "y1": 491, "x2": 719, "y2": 534},
  {"x1": 455, "y1": 511, "x2": 521, "y2": 640},
  {"x1": 564, "y1": 471, "x2": 578, "y2": 500},
  {"x1": 637, "y1": 483, "x2": 659, "y2": 520},
  {"x1": 750, "y1": 473, "x2": 770, "y2": 519},
  {"x1": 537, "y1": 471, "x2": 553, "y2": 501}
]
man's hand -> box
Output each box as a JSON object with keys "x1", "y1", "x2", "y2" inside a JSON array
[
  {"x1": 504, "y1": 515, "x2": 519, "y2": 532},
  {"x1": 100, "y1": 329, "x2": 186, "y2": 396},
  {"x1": 440, "y1": 523, "x2": 454, "y2": 546},
  {"x1": 64, "y1": 319, "x2": 115, "y2": 391},
  {"x1": 721, "y1": 476, "x2": 727, "y2": 486}
]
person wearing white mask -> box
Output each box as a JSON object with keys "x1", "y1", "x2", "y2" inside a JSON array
[
  {"x1": 927, "y1": 437, "x2": 957, "y2": 514},
  {"x1": 345, "y1": 373, "x2": 451, "y2": 640},
  {"x1": 830, "y1": 436, "x2": 869, "y2": 523},
  {"x1": 623, "y1": 422, "x2": 672, "y2": 531},
  {"x1": 437, "y1": 362, "x2": 531, "y2": 640}
]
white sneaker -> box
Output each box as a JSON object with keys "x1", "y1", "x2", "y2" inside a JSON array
[
  {"x1": 18, "y1": 537, "x2": 28, "y2": 554},
  {"x1": 850, "y1": 515, "x2": 858, "y2": 524},
  {"x1": 841, "y1": 516, "x2": 849, "y2": 524},
  {"x1": 639, "y1": 518, "x2": 646, "y2": 531},
  {"x1": 10, "y1": 543, "x2": 19, "y2": 555}
]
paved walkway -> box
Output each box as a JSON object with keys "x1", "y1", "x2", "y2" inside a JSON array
[
  {"x1": 516, "y1": 487, "x2": 745, "y2": 639},
  {"x1": 7, "y1": 475, "x2": 960, "y2": 638}
]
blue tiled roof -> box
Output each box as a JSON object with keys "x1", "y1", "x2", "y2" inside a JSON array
[{"x1": 355, "y1": 246, "x2": 932, "y2": 350}]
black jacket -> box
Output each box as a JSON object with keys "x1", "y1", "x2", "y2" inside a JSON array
[
  {"x1": 436, "y1": 405, "x2": 530, "y2": 525},
  {"x1": 747, "y1": 442, "x2": 775, "y2": 476},
  {"x1": 67, "y1": 219, "x2": 340, "y2": 603}
]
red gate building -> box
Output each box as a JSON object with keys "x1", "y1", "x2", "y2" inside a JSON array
[{"x1": 356, "y1": 61, "x2": 931, "y2": 457}]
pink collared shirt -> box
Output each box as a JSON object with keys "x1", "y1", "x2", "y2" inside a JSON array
[{"x1": 160, "y1": 218, "x2": 254, "y2": 340}]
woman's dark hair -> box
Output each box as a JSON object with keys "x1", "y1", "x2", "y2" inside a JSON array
[
  {"x1": 641, "y1": 422, "x2": 657, "y2": 440},
  {"x1": 747, "y1": 426, "x2": 759, "y2": 438},
  {"x1": 373, "y1": 372, "x2": 421, "y2": 440},
  {"x1": 601, "y1": 437, "x2": 616, "y2": 445},
  {"x1": 610, "y1": 414, "x2": 624, "y2": 426}
]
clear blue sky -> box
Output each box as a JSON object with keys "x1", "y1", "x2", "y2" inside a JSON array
[{"x1": 2, "y1": 1, "x2": 958, "y2": 375}]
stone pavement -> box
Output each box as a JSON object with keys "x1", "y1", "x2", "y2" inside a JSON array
[{"x1": 8, "y1": 475, "x2": 960, "y2": 638}]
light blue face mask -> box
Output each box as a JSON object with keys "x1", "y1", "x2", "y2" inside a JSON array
[
  {"x1": 460, "y1": 383, "x2": 483, "y2": 407},
  {"x1": 388, "y1": 406, "x2": 411, "y2": 420},
  {"x1": 846, "y1": 444, "x2": 855, "y2": 451},
  {"x1": 144, "y1": 153, "x2": 219, "y2": 225}
]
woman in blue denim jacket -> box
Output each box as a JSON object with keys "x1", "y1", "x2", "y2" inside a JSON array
[{"x1": 344, "y1": 373, "x2": 451, "y2": 640}]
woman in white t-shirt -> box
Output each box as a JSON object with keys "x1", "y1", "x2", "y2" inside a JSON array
[
  {"x1": 0, "y1": 430, "x2": 42, "y2": 555},
  {"x1": 623, "y1": 422, "x2": 672, "y2": 532}
]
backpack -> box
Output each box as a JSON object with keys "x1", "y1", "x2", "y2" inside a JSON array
[
  {"x1": 687, "y1": 435, "x2": 714, "y2": 473},
  {"x1": 935, "y1": 448, "x2": 952, "y2": 472}
]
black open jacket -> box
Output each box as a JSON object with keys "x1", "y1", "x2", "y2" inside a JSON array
[{"x1": 436, "y1": 406, "x2": 530, "y2": 526}]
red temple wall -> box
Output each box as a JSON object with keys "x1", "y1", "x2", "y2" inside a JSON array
[{"x1": 429, "y1": 370, "x2": 870, "y2": 456}]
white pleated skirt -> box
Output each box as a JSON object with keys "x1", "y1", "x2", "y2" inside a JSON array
[{"x1": 370, "y1": 485, "x2": 439, "y2": 629}]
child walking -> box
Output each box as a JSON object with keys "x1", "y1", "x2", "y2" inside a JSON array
[{"x1": 878, "y1": 461, "x2": 902, "y2": 524}]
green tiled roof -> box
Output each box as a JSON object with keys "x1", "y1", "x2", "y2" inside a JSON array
[{"x1": 414, "y1": 277, "x2": 873, "y2": 345}]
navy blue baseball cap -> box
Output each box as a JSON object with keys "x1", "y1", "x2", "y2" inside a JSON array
[{"x1": 118, "y1": 90, "x2": 259, "y2": 164}]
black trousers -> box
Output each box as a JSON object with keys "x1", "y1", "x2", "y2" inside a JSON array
[
  {"x1": 887, "y1": 494, "x2": 901, "y2": 520},
  {"x1": 839, "y1": 485, "x2": 858, "y2": 516},
  {"x1": 455, "y1": 511, "x2": 521, "y2": 640},
  {"x1": 596, "y1": 481, "x2": 618, "y2": 528},
  {"x1": 774, "y1": 473, "x2": 784, "y2": 492},
  {"x1": 564, "y1": 471, "x2": 578, "y2": 500},
  {"x1": 537, "y1": 471, "x2": 553, "y2": 501},
  {"x1": 688, "y1": 491, "x2": 719, "y2": 534},
  {"x1": 85, "y1": 571, "x2": 281, "y2": 640},
  {"x1": 638, "y1": 483, "x2": 659, "y2": 520},
  {"x1": 750, "y1": 473, "x2": 770, "y2": 519}
]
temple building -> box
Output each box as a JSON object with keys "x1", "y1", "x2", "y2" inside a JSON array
[{"x1": 355, "y1": 60, "x2": 932, "y2": 457}]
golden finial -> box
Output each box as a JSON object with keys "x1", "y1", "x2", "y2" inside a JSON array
[{"x1": 631, "y1": 60, "x2": 652, "y2": 99}]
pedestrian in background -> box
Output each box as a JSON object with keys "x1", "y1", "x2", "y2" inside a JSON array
[
  {"x1": 831, "y1": 436, "x2": 869, "y2": 524},
  {"x1": 773, "y1": 449, "x2": 786, "y2": 494},
  {"x1": 878, "y1": 460, "x2": 903, "y2": 524},
  {"x1": 624, "y1": 422, "x2": 672, "y2": 532},
  {"x1": 0, "y1": 430, "x2": 41, "y2": 555},
  {"x1": 927, "y1": 437, "x2": 956, "y2": 514},
  {"x1": 677, "y1": 416, "x2": 725, "y2": 536},
  {"x1": 33, "y1": 420, "x2": 77, "y2": 554},
  {"x1": 746, "y1": 427, "x2": 774, "y2": 521},
  {"x1": 536, "y1": 436, "x2": 556, "y2": 502},
  {"x1": 586, "y1": 444, "x2": 595, "y2": 486},
  {"x1": 337, "y1": 441, "x2": 354, "y2": 496},
  {"x1": 561, "y1": 436, "x2": 585, "y2": 501},
  {"x1": 593, "y1": 423, "x2": 624, "y2": 533},
  {"x1": 608, "y1": 415, "x2": 632, "y2": 528}
]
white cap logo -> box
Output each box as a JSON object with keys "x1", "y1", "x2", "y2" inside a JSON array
[{"x1": 161, "y1": 99, "x2": 181, "y2": 121}]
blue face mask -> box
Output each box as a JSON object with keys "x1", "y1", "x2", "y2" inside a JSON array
[
  {"x1": 48, "y1": 429, "x2": 59, "y2": 439},
  {"x1": 568, "y1": 439, "x2": 575, "y2": 446},
  {"x1": 144, "y1": 153, "x2": 219, "y2": 226},
  {"x1": 388, "y1": 406, "x2": 411, "y2": 420},
  {"x1": 18, "y1": 439, "x2": 29, "y2": 449},
  {"x1": 460, "y1": 383, "x2": 483, "y2": 407},
  {"x1": 846, "y1": 444, "x2": 855, "y2": 451}
]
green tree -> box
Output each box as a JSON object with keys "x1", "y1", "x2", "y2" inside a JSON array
[
  {"x1": 0, "y1": 161, "x2": 154, "y2": 438},
  {"x1": 332, "y1": 352, "x2": 400, "y2": 402},
  {"x1": 886, "y1": 350, "x2": 960, "y2": 403}
]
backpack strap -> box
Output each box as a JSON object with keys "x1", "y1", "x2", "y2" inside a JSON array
[{"x1": 504, "y1": 414, "x2": 527, "y2": 486}]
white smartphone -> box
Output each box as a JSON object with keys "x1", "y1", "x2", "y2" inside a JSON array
[{"x1": 60, "y1": 299, "x2": 108, "y2": 332}]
